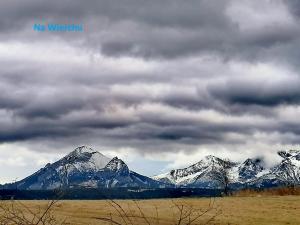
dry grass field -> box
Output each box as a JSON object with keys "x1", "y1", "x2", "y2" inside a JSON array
[{"x1": 1, "y1": 196, "x2": 300, "y2": 225}]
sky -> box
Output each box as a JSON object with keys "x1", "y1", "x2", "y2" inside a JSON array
[{"x1": 1, "y1": 0, "x2": 300, "y2": 183}]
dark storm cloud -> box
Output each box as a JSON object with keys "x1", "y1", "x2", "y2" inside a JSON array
[
  {"x1": 209, "y1": 78, "x2": 300, "y2": 106},
  {"x1": 0, "y1": 0, "x2": 229, "y2": 29},
  {"x1": 0, "y1": 0, "x2": 231, "y2": 59},
  {"x1": 285, "y1": 0, "x2": 300, "y2": 18}
]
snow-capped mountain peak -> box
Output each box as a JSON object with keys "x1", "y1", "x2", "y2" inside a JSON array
[
  {"x1": 152, "y1": 155, "x2": 233, "y2": 186},
  {"x1": 66, "y1": 145, "x2": 98, "y2": 157},
  {"x1": 105, "y1": 157, "x2": 130, "y2": 176},
  {"x1": 60, "y1": 146, "x2": 111, "y2": 172},
  {"x1": 238, "y1": 158, "x2": 265, "y2": 181}
]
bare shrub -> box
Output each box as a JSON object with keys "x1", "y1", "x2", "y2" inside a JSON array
[
  {"x1": 209, "y1": 159, "x2": 233, "y2": 196},
  {"x1": 94, "y1": 198, "x2": 221, "y2": 225},
  {"x1": 0, "y1": 199, "x2": 68, "y2": 225}
]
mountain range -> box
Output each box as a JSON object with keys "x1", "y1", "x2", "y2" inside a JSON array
[
  {"x1": 153, "y1": 150, "x2": 300, "y2": 188},
  {"x1": 2, "y1": 146, "x2": 300, "y2": 190}
]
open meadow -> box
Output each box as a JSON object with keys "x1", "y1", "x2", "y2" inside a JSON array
[{"x1": 1, "y1": 196, "x2": 300, "y2": 225}]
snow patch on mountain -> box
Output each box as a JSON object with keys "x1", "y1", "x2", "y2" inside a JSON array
[{"x1": 60, "y1": 146, "x2": 111, "y2": 172}]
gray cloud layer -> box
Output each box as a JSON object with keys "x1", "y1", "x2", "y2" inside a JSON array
[{"x1": 0, "y1": 0, "x2": 300, "y2": 161}]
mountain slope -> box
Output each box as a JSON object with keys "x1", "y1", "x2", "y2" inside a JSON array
[
  {"x1": 250, "y1": 150, "x2": 300, "y2": 188},
  {"x1": 3, "y1": 146, "x2": 168, "y2": 190},
  {"x1": 92, "y1": 157, "x2": 167, "y2": 188},
  {"x1": 153, "y1": 156, "x2": 236, "y2": 188}
]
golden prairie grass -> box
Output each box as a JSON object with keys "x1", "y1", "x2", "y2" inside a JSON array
[{"x1": 1, "y1": 196, "x2": 300, "y2": 225}]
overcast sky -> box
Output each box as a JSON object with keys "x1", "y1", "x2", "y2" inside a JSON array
[{"x1": 1, "y1": 0, "x2": 300, "y2": 183}]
